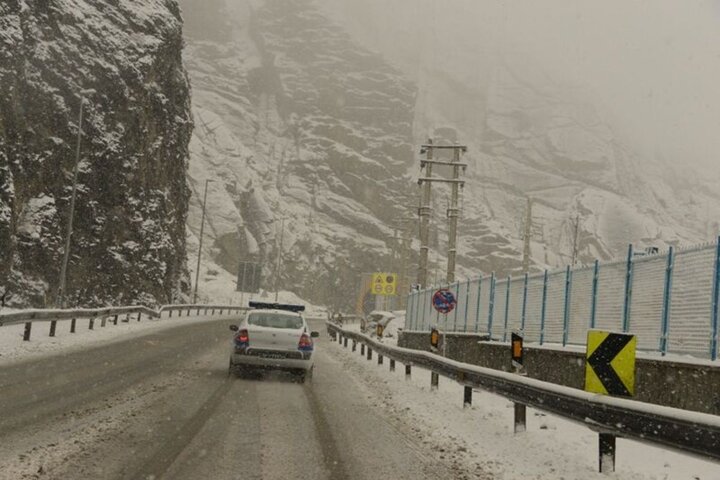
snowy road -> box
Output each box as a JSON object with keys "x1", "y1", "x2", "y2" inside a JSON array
[{"x1": 0, "y1": 318, "x2": 480, "y2": 480}]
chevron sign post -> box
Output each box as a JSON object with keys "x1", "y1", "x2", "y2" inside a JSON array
[{"x1": 584, "y1": 330, "x2": 637, "y2": 397}]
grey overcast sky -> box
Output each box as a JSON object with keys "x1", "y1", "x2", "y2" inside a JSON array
[{"x1": 318, "y1": 0, "x2": 720, "y2": 177}]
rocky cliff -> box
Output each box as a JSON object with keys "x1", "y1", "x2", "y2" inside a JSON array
[{"x1": 0, "y1": 0, "x2": 192, "y2": 307}]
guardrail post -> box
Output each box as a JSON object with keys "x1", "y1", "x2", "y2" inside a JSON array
[
  {"x1": 378, "y1": 354, "x2": 383, "y2": 365},
  {"x1": 540, "y1": 270, "x2": 548, "y2": 345},
  {"x1": 169, "y1": 309, "x2": 173, "y2": 318},
  {"x1": 70, "y1": 318, "x2": 76, "y2": 333},
  {"x1": 463, "y1": 386, "x2": 472, "y2": 407},
  {"x1": 405, "y1": 364, "x2": 411, "y2": 378},
  {"x1": 598, "y1": 433, "x2": 616, "y2": 473},
  {"x1": 49, "y1": 320, "x2": 57, "y2": 337},
  {"x1": 88, "y1": 317, "x2": 94, "y2": 330},
  {"x1": 352, "y1": 340, "x2": 357, "y2": 352},
  {"x1": 389, "y1": 358, "x2": 395, "y2": 371},
  {"x1": 711, "y1": 237, "x2": 720, "y2": 361},
  {"x1": 338, "y1": 333, "x2": 342, "y2": 344},
  {"x1": 502, "y1": 276, "x2": 511, "y2": 342},
  {"x1": 211, "y1": 308, "x2": 215, "y2": 315},
  {"x1": 187, "y1": 308, "x2": 191, "y2": 316},
  {"x1": 660, "y1": 247, "x2": 674, "y2": 355},
  {"x1": 488, "y1": 272, "x2": 496, "y2": 338},
  {"x1": 514, "y1": 403, "x2": 526, "y2": 433},
  {"x1": 367, "y1": 347, "x2": 373, "y2": 361},
  {"x1": 590, "y1": 260, "x2": 599, "y2": 329},
  {"x1": 474, "y1": 276, "x2": 482, "y2": 333},
  {"x1": 430, "y1": 371, "x2": 439, "y2": 389},
  {"x1": 361, "y1": 344, "x2": 365, "y2": 355},
  {"x1": 343, "y1": 337, "x2": 348, "y2": 348},
  {"x1": 562, "y1": 266, "x2": 573, "y2": 346},
  {"x1": 23, "y1": 322, "x2": 32, "y2": 341},
  {"x1": 521, "y1": 273, "x2": 529, "y2": 332},
  {"x1": 622, "y1": 243, "x2": 634, "y2": 333},
  {"x1": 114, "y1": 314, "x2": 118, "y2": 326},
  {"x1": 137, "y1": 312, "x2": 141, "y2": 322},
  {"x1": 101, "y1": 316, "x2": 107, "y2": 327},
  {"x1": 197, "y1": 307, "x2": 201, "y2": 316}
]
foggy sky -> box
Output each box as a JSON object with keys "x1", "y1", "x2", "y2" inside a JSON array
[{"x1": 318, "y1": 0, "x2": 720, "y2": 178}]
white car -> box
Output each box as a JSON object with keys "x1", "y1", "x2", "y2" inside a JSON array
[{"x1": 228, "y1": 302, "x2": 319, "y2": 382}]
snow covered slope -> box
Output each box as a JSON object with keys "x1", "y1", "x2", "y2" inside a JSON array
[{"x1": 181, "y1": 0, "x2": 417, "y2": 309}]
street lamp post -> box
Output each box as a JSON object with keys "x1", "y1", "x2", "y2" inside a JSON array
[
  {"x1": 193, "y1": 179, "x2": 213, "y2": 304},
  {"x1": 57, "y1": 89, "x2": 95, "y2": 309}
]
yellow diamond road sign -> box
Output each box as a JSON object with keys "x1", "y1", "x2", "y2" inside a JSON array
[
  {"x1": 584, "y1": 330, "x2": 636, "y2": 397},
  {"x1": 371, "y1": 272, "x2": 397, "y2": 296}
]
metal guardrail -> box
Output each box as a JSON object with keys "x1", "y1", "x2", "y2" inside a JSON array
[
  {"x1": 326, "y1": 322, "x2": 720, "y2": 472},
  {"x1": 0, "y1": 304, "x2": 248, "y2": 341}
]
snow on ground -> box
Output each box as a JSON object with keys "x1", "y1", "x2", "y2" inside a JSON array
[
  {"x1": 0, "y1": 311, "x2": 241, "y2": 366},
  {"x1": 326, "y1": 337, "x2": 720, "y2": 480}
]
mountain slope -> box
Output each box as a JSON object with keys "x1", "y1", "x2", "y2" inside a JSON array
[{"x1": 181, "y1": 0, "x2": 417, "y2": 309}]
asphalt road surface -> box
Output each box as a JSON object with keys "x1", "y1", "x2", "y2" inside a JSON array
[{"x1": 0, "y1": 318, "x2": 477, "y2": 480}]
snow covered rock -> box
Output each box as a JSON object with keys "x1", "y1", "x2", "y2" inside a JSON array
[{"x1": 0, "y1": 0, "x2": 192, "y2": 307}]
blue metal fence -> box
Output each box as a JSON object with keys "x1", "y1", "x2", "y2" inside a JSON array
[{"x1": 405, "y1": 238, "x2": 720, "y2": 360}]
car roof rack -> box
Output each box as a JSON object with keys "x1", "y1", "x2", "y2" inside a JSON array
[{"x1": 248, "y1": 301, "x2": 305, "y2": 313}]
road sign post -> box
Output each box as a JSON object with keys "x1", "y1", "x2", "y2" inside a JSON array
[
  {"x1": 511, "y1": 332, "x2": 526, "y2": 433},
  {"x1": 371, "y1": 272, "x2": 398, "y2": 296},
  {"x1": 585, "y1": 331, "x2": 637, "y2": 397},
  {"x1": 432, "y1": 288, "x2": 456, "y2": 315},
  {"x1": 511, "y1": 332, "x2": 524, "y2": 370}
]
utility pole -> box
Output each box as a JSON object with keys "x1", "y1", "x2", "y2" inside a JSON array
[
  {"x1": 273, "y1": 217, "x2": 287, "y2": 302},
  {"x1": 193, "y1": 179, "x2": 213, "y2": 303},
  {"x1": 417, "y1": 139, "x2": 433, "y2": 288},
  {"x1": 571, "y1": 215, "x2": 580, "y2": 266},
  {"x1": 417, "y1": 139, "x2": 468, "y2": 285},
  {"x1": 57, "y1": 88, "x2": 95, "y2": 308},
  {"x1": 446, "y1": 145, "x2": 463, "y2": 283}
]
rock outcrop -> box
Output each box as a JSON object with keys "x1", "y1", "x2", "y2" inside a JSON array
[{"x1": 0, "y1": 0, "x2": 193, "y2": 307}]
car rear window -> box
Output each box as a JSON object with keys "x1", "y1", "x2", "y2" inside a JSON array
[{"x1": 247, "y1": 312, "x2": 304, "y2": 329}]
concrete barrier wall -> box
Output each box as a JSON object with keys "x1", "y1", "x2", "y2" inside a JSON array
[{"x1": 398, "y1": 330, "x2": 720, "y2": 415}]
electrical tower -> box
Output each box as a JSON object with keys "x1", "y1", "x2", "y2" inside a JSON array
[{"x1": 417, "y1": 139, "x2": 468, "y2": 286}]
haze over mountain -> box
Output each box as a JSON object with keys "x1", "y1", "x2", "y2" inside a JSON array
[{"x1": 182, "y1": 0, "x2": 720, "y2": 311}]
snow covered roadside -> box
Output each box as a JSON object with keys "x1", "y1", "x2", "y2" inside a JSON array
[
  {"x1": 0, "y1": 311, "x2": 242, "y2": 366},
  {"x1": 326, "y1": 339, "x2": 720, "y2": 480}
]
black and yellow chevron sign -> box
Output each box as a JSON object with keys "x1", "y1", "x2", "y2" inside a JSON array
[{"x1": 584, "y1": 331, "x2": 636, "y2": 397}]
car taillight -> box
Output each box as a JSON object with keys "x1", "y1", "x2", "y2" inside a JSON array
[
  {"x1": 235, "y1": 329, "x2": 249, "y2": 347},
  {"x1": 298, "y1": 333, "x2": 313, "y2": 351}
]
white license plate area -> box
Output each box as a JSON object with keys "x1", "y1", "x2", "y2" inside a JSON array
[{"x1": 259, "y1": 353, "x2": 285, "y2": 359}]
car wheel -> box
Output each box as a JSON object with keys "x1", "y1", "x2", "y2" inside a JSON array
[{"x1": 299, "y1": 366, "x2": 313, "y2": 384}]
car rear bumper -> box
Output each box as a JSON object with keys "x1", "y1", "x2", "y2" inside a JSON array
[{"x1": 230, "y1": 349, "x2": 313, "y2": 371}]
